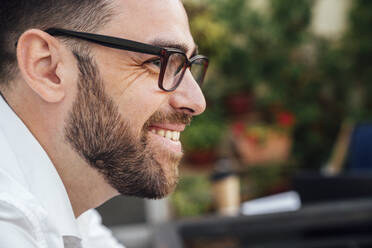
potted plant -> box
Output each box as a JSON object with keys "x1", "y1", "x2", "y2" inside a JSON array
[{"x1": 231, "y1": 110, "x2": 295, "y2": 165}]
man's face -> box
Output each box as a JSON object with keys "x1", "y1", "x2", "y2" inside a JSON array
[{"x1": 64, "y1": 0, "x2": 206, "y2": 198}]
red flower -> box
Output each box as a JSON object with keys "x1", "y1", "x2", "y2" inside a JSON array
[
  {"x1": 232, "y1": 121, "x2": 245, "y2": 136},
  {"x1": 277, "y1": 111, "x2": 295, "y2": 128}
]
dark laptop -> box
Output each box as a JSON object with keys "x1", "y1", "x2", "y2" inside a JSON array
[{"x1": 293, "y1": 172, "x2": 372, "y2": 205}]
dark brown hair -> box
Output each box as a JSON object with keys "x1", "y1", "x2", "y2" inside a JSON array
[{"x1": 0, "y1": 0, "x2": 114, "y2": 84}]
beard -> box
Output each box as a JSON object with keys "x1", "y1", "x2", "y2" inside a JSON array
[{"x1": 64, "y1": 53, "x2": 191, "y2": 199}]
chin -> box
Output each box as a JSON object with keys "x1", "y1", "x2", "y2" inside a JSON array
[
  {"x1": 157, "y1": 155, "x2": 181, "y2": 184},
  {"x1": 108, "y1": 146, "x2": 182, "y2": 200}
]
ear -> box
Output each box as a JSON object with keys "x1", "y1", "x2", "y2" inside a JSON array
[{"x1": 16, "y1": 29, "x2": 66, "y2": 103}]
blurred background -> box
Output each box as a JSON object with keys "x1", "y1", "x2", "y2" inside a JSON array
[{"x1": 97, "y1": 0, "x2": 372, "y2": 247}]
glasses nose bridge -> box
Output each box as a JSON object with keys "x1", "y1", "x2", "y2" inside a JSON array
[{"x1": 185, "y1": 58, "x2": 192, "y2": 69}]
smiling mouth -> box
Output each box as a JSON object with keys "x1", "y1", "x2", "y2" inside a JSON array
[{"x1": 149, "y1": 128, "x2": 180, "y2": 142}]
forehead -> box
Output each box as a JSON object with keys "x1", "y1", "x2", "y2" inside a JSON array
[{"x1": 103, "y1": 0, "x2": 195, "y2": 54}]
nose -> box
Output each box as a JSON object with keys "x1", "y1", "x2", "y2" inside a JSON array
[{"x1": 169, "y1": 69, "x2": 206, "y2": 116}]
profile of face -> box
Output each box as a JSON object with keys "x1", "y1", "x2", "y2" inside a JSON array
[{"x1": 64, "y1": 0, "x2": 206, "y2": 199}]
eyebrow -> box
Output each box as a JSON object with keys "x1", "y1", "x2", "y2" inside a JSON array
[{"x1": 150, "y1": 39, "x2": 198, "y2": 57}]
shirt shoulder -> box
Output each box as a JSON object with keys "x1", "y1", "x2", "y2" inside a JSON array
[
  {"x1": 0, "y1": 172, "x2": 64, "y2": 248},
  {"x1": 0, "y1": 193, "x2": 46, "y2": 248}
]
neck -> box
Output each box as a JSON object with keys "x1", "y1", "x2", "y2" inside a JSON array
[
  {"x1": 53, "y1": 148, "x2": 119, "y2": 217},
  {"x1": 39, "y1": 133, "x2": 119, "y2": 217},
  {"x1": 4, "y1": 87, "x2": 119, "y2": 218},
  {"x1": 0, "y1": 90, "x2": 8, "y2": 104}
]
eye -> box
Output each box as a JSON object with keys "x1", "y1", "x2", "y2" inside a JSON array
[
  {"x1": 144, "y1": 57, "x2": 161, "y2": 67},
  {"x1": 143, "y1": 57, "x2": 161, "y2": 74},
  {"x1": 150, "y1": 59, "x2": 161, "y2": 68}
]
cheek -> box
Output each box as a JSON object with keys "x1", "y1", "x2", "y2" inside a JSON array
[
  {"x1": 96, "y1": 55, "x2": 168, "y2": 128},
  {"x1": 119, "y1": 85, "x2": 167, "y2": 129},
  {"x1": 113, "y1": 77, "x2": 169, "y2": 132},
  {"x1": 115, "y1": 67, "x2": 158, "y2": 97}
]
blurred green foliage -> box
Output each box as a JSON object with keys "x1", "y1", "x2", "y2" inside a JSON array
[
  {"x1": 182, "y1": 118, "x2": 225, "y2": 152},
  {"x1": 183, "y1": 0, "x2": 372, "y2": 169},
  {"x1": 171, "y1": 175, "x2": 212, "y2": 217},
  {"x1": 182, "y1": 110, "x2": 226, "y2": 152}
]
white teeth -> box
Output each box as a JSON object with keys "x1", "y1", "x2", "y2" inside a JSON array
[
  {"x1": 150, "y1": 128, "x2": 180, "y2": 141},
  {"x1": 172, "y1": 131, "x2": 178, "y2": 141},
  {"x1": 158, "y1": 129, "x2": 165, "y2": 137},
  {"x1": 172, "y1": 131, "x2": 180, "y2": 141},
  {"x1": 165, "y1": 130, "x2": 172, "y2": 139}
]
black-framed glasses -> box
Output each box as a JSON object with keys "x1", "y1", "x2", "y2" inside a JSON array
[{"x1": 44, "y1": 28, "x2": 209, "y2": 92}]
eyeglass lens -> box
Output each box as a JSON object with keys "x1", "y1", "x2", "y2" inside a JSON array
[
  {"x1": 162, "y1": 53, "x2": 207, "y2": 91},
  {"x1": 190, "y1": 58, "x2": 206, "y2": 85},
  {"x1": 163, "y1": 53, "x2": 187, "y2": 90}
]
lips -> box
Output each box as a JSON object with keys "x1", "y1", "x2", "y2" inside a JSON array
[{"x1": 147, "y1": 127, "x2": 183, "y2": 154}]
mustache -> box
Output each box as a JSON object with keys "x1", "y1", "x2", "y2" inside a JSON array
[{"x1": 144, "y1": 111, "x2": 192, "y2": 130}]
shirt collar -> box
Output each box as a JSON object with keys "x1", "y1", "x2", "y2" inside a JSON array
[{"x1": 0, "y1": 95, "x2": 81, "y2": 238}]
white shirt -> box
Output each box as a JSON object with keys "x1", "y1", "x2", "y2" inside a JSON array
[{"x1": 0, "y1": 95, "x2": 125, "y2": 248}]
